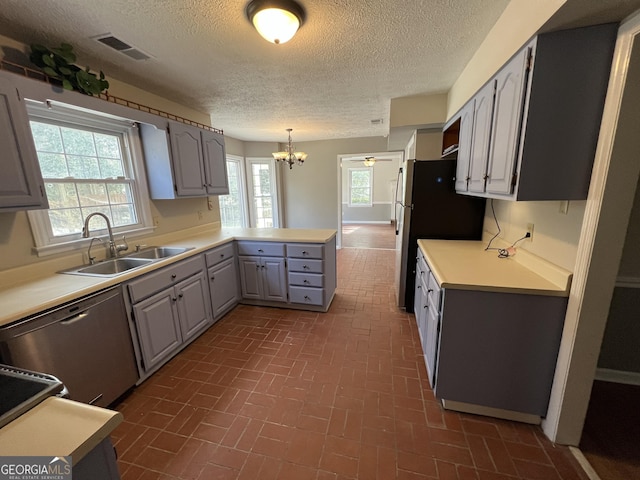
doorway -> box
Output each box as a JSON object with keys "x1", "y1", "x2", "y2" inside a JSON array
[{"x1": 337, "y1": 151, "x2": 402, "y2": 250}]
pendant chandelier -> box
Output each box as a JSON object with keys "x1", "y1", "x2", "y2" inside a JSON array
[{"x1": 272, "y1": 128, "x2": 308, "y2": 169}]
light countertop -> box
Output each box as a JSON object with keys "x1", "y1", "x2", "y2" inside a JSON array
[
  {"x1": 418, "y1": 239, "x2": 572, "y2": 297},
  {"x1": 0, "y1": 397, "x2": 122, "y2": 464},
  {"x1": 0, "y1": 227, "x2": 337, "y2": 327}
]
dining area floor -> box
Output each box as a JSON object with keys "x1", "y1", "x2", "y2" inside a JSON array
[{"x1": 112, "y1": 246, "x2": 590, "y2": 480}]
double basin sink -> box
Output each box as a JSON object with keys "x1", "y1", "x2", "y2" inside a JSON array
[{"x1": 60, "y1": 246, "x2": 194, "y2": 277}]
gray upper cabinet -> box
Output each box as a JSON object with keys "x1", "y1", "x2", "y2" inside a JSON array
[
  {"x1": 170, "y1": 121, "x2": 207, "y2": 197},
  {"x1": 0, "y1": 77, "x2": 48, "y2": 211},
  {"x1": 485, "y1": 48, "x2": 529, "y2": 196},
  {"x1": 202, "y1": 129, "x2": 229, "y2": 195},
  {"x1": 468, "y1": 81, "x2": 495, "y2": 194},
  {"x1": 140, "y1": 121, "x2": 228, "y2": 199},
  {"x1": 452, "y1": 23, "x2": 617, "y2": 201},
  {"x1": 454, "y1": 101, "x2": 473, "y2": 192}
]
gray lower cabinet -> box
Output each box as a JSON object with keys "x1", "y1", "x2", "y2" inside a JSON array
[
  {"x1": 286, "y1": 237, "x2": 337, "y2": 312},
  {"x1": 237, "y1": 241, "x2": 288, "y2": 303},
  {"x1": 73, "y1": 437, "x2": 121, "y2": 480},
  {"x1": 205, "y1": 242, "x2": 240, "y2": 320},
  {"x1": 0, "y1": 76, "x2": 48, "y2": 211},
  {"x1": 416, "y1": 248, "x2": 567, "y2": 417},
  {"x1": 127, "y1": 255, "x2": 212, "y2": 376},
  {"x1": 238, "y1": 256, "x2": 287, "y2": 302}
]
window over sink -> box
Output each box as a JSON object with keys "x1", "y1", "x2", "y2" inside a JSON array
[{"x1": 26, "y1": 102, "x2": 154, "y2": 256}]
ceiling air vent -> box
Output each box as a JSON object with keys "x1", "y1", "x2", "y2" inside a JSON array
[{"x1": 92, "y1": 33, "x2": 152, "y2": 61}]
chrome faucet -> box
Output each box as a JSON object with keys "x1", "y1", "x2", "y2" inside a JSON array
[{"x1": 82, "y1": 213, "x2": 128, "y2": 258}]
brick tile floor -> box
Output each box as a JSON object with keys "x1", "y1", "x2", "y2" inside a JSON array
[{"x1": 113, "y1": 247, "x2": 589, "y2": 479}]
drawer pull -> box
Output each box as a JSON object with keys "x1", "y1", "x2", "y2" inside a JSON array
[
  {"x1": 171, "y1": 274, "x2": 177, "y2": 279},
  {"x1": 258, "y1": 248, "x2": 264, "y2": 253},
  {"x1": 428, "y1": 289, "x2": 434, "y2": 293},
  {"x1": 304, "y1": 295, "x2": 310, "y2": 300},
  {"x1": 211, "y1": 276, "x2": 215, "y2": 280},
  {"x1": 303, "y1": 265, "x2": 309, "y2": 269},
  {"x1": 303, "y1": 279, "x2": 309, "y2": 284},
  {"x1": 417, "y1": 285, "x2": 421, "y2": 289},
  {"x1": 302, "y1": 250, "x2": 308, "y2": 255}
]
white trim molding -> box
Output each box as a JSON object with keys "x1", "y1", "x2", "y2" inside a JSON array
[
  {"x1": 542, "y1": 9, "x2": 640, "y2": 445},
  {"x1": 595, "y1": 368, "x2": 640, "y2": 386}
]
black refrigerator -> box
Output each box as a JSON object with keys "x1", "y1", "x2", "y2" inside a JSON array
[{"x1": 394, "y1": 159, "x2": 486, "y2": 312}]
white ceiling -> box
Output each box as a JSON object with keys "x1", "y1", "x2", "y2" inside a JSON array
[
  {"x1": 0, "y1": 0, "x2": 638, "y2": 143},
  {"x1": 0, "y1": 0, "x2": 511, "y2": 142}
]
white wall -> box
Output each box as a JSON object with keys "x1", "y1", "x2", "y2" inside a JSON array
[
  {"x1": 484, "y1": 200, "x2": 586, "y2": 271},
  {"x1": 447, "y1": 0, "x2": 566, "y2": 117},
  {"x1": 282, "y1": 137, "x2": 390, "y2": 229}
]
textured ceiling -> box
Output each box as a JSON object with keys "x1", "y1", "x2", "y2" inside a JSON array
[
  {"x1": 1, "y1": 0, "x2": 511, "y2": 141},
  {"x1": 3, "y1": 1, "x2": 640, "y2": 142}
]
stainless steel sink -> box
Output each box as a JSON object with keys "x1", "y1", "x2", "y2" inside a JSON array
[
  {"x1": 126, "y1": 246, "x2": 193, "y2": 260},
  {"x1": 61, "y1": 257, "x2": 153, "y2": 277},
  {"x1": 59, "y1": 246, "x2": 194, "y2": 277}
]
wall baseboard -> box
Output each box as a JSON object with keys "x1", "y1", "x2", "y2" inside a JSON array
[
  {"x1": 595, "y1": 368, "x2": 640, "y2": 385},
  {"x1": 616, "y1": 276, "x2": 640, "y2": 288},
  {"x1": 341, "y1": 221, "x2": 392, "y2": 225}
]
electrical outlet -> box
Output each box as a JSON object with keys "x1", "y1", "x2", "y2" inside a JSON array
[
  {"x1": 153, "y1": 216, "x2": 160, "y2": 227},
  {"x1": 197, "y1": 211, "x2": 204, "y2": 220},
  {"x1": 526, "y1": 223, "x2": 534, "y2": 242},
  {"x1": 207, "y1": 197, "x2": 214, "y2": 211}
]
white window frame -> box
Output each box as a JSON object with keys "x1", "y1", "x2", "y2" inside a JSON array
[
  {"x1": 348, "y1": 167, "x2": 373, "y2": 207},
  {"x1": 219, "y1": 154, "x2": 249, "y2": 228},
  {"x1": 246, "y1": 157, "x2": 280, "y2": 228},
  {"x1": 26, "y1": 101, "x2": 154, "y2": 256}
]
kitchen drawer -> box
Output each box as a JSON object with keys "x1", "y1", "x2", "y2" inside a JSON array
[
  {"x1": 128, "y1": 255, "x2": 205, "y2": 303},
  {"x1": 205, "y1": 242, "x2": 235, "y2": 267},
  {"x1": 286, "y1": 243, "x2": 324, "y2": 259},
  {"x1": 427, "y1": 272, "x2": 442, "y2": 311},
  {"x1": 236, "y1": 241, "x2": 285, "y2": 257},
  {"x1": 289, "y1": 272, "x2": 324, "y2": 288},
  {"x1": 289, "y1": 286, "x2": 324, "y2": 306},
  {"x1": 288, "y1": 258, "x2": 323, "y2": 274}
]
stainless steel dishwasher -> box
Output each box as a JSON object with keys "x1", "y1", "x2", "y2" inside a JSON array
[{"x1": 0, "y1": 286, "x2": 138, "y2": 407}]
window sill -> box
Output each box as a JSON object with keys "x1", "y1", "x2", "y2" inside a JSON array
[{"x1": 32, "y1": 226, "x2": 157, "y2": 257}]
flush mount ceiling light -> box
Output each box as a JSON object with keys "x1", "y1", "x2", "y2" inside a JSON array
[
  {"x1": 245, "y1": 0, "x2": 306, "y2": 44},
  {"x1": 363, "y1": 156, "x2": 376, "y2": 167},
  {"x1": 273, "y1": 128, "x2": 307, "y2": 169}
]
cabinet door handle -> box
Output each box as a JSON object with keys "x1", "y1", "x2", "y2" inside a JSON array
[
  {"x1": 178, "y1": 293, "x2": 183, "y2": 298},
  {"x1": 424, "y1": 305, "x2": 428, "y2": 309},
  {"x1": 428, "y1": 289, "x2": 433, "y2": 293},
  {"x1": 172, "y1": 297, "x2": 177, "y2": 302},
  {"x1": 261, "y1": 265, "x2": 265, "y2": 269},
  {"x1": 220, "y1": 253, "x2": 225, "y2": 258},
  {"x1": 304, "y1": 295, "x2": 310, "y2": 300},
  {"x1": 417, "y1": 285, "x2": 421, "y2": 289},
  {"x1": 203, "y1": 183, "x2": 207, "y2": 187},
  {"x1": 210, "y1": 276, "x2": 215, "y2": 280},
  {"x1": 256, "y1": 265, "x2": 260, "y2": 270}
]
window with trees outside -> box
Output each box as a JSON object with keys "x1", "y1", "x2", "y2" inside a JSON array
[
  {"x1": 349, "y1": 167, "x2": 373, "y2": 206},
  {"x1": 218, "y1": 155, "x2": 248, "y2": 228},
  {"x1": 26, "y1": 104, "x2": 153, "y2": 255}
]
